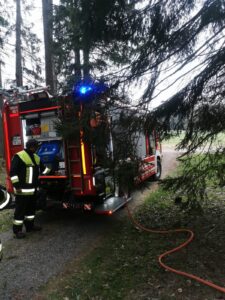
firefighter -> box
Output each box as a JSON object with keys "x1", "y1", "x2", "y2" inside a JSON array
[{"x1": 10, "y1": 139, "x2": 51, "y2": 239}]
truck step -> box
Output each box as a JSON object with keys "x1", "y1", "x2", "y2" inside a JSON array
[{"x1": 94, "y1": 196, "x2": 132, "y2": 215}]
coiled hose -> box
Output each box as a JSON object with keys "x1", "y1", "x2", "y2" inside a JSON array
[{"x1": 125, "y1": 203, "x2": 225, "y2": 294}]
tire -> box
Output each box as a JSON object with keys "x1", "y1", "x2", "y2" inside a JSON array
[
  {"x1": 153, "y1": 160, "x2": 162, "y2": 181},
  {"x1": 0, "y1": 186, "x2": 11, "y2": 210}
]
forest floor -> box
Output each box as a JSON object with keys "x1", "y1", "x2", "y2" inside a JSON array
[{"x1": 1, "y1": 146, "x2": 225, "y2": 299}]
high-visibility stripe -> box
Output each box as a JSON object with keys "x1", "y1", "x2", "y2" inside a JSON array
[
  {"x1": 14, "y1": 188, "x2": 35, "y2": 195},
  {"x1": 21, "y1": 188, "x2": 35, "y2": 193},
  {"x1": 81, "y1": 142, "x2": 87, "y2": 175},
  {"x1": 25, "y1": 167, "x2": 32, "y2": 184},
  {"x1": 11, "y1": 175, "x2": 19, "y2": 183},
  {"x1": 17, "y1": 151, "x2": 40, "y2": 166},
  {"x1": 28, "y1": 167, "x2": 33, "y2": 184},
  {"x1": 17, "y1": 150, "x2": 40, "y2": 185},
  {"x1": 34, "y1": 154, "x2": 40, "y2": 165},
  {"x1": 17, "y1": 151, "x2": 34, "y2": 166},
  {"x1": 13, "y1": 219, "x2": 23, "y2": 225},
  {"x1": 42, "y1": 167, "x2": 51, "y2": 175},
  {"x1": 24, "y1": 215, "x2": 35, "y2": 220}
]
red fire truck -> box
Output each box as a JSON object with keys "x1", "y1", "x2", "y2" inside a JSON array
[{"x1": 1, "y1": 85, "x2": 162, "y2": 214}]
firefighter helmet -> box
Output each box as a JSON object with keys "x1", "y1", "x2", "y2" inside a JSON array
[{"x1": 26, "y1": 138, "x2": 39, "y2": 149}]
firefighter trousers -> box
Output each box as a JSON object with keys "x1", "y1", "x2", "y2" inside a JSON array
[{"x1": 13, "y1": 194, "x2": 36, "y2": 233}]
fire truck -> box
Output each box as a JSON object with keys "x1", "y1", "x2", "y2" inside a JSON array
[{"x1": 1, "y1": 84, "x2": 162, "y2": 214}]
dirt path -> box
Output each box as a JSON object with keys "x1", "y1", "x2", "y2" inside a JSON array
[{"x1": 0, "y1": 146, "x2": 178, "y2": 300}]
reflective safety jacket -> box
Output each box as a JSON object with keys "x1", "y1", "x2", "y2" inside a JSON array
[{"x1": 10, "y1": 149, "x2": 51, "y2": 196}]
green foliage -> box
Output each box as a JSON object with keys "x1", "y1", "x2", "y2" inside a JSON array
[
  {"x1": 53, "y1": 0, "x2": 136, "y2": 86},
  {"x1": 53, "y1": 0, "x2": 225, "y2": 208},
  {"x1": 40, "y1": 184, "x2": 225, "y2": 299},
  {"x1": 1, "y1": 0, "x2": 43, "y2": 86},
  {"x1": 162, "y1": 151, "x2": 225, "y2": 209},
  {"x1": 0, "y1": 210, "x2": 13, "y2": 233},
  {"x1": 56, "y1": 89, "x2": 145, "y2": 192},
  {"x1": 129, "y1": 0, "x2": 225, "y2": 207}
]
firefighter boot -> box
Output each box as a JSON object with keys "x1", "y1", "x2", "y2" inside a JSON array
[
  {"x1": 14, "y1": 232, "x2": 26, "y2": 239},
  {"x1": 29, "y1": 225, "x2": 42, "y2": 232},
  {"x1": 13, "y1": 223, "x2": 26, "y2": 239},
  {"x1": 26, "y1": 224, "x2": 42, "y2": 232}
]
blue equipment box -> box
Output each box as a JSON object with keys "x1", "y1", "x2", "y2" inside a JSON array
[{"x1": 38, "y1": 141, "x2": 62, "y2": 169}]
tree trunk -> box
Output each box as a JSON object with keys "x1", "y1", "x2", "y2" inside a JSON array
[
  {"x1": 83, "y1": 47, "x2": 90, "y2": 78},
  {"x1": 75, "y1": 48, "x2": 82, "y2": 79},
  {"x1": 15, "y1": 0, "x2": 23, "y2": 87},
  {"x1": 42, "y1": 0, "x2": 55, "y2": 94},
  {"x1": 0, "y1": 61, "x2": 2, "y2": 88}
]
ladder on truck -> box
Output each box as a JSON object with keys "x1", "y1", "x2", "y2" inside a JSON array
[
  {"x1": 66, "y1": 141, "x2": 84, "y2": 194},
  {"x1": 61, "y1": 98, "x2": 85, "y2": 195},
  {"x1": 61, "y1": 95, "x2": 132, "y2": 214},
  {"x1": 61, "y1": 97, "x2": 84, "y2": 195}
]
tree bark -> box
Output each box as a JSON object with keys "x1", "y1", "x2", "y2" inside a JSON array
[
  {"x1": 75, "y1": 48, "x2": 82, "y2": 79},
  {"x1": 83, "y1": 47, "x2": 90, "y2": 78},
  {"x1": 0, "y1": 61, "x2": 2, "y2": 88},
  {"x1": 15, "y1": 0, "x2": 23, "y2": 87},
  {"x1": 42, "y1": 0, "x2": 55, "y2": 93}
]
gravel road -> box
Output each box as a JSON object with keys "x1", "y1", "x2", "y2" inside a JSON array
[{"x1": 0, "y1": 146, "x2": 179, "y2": 300}]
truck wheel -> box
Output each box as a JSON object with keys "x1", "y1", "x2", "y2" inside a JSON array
[
  {"x1": 0, "y1": 187, "x2": 11, "y2": 210},
  {"x1": 153, "y1": 160, "x2": 162, "y2": 181}
]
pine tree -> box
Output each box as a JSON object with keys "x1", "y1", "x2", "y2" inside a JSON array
[
  {"x1": 0, "y1": 1, "x2": 10, "y2": 156},
  {"x1": 42, "y1": 0, "x2": 56, "y2": 93},
  {"x1": 123, "y1": 0, "x2": 225, "y2": 207},
  {"x1": 12, "y1": 0, "x2": 43, "y2": 87},
  {"x1": 15, "y1": 0, "x2": 23, "y2": 86},
  {"x1": 53, "y1": 0, "x2": 136, "y2": 89},
  {"x1": 52, "y1": 0, "x2": 225, "y2": 205}
]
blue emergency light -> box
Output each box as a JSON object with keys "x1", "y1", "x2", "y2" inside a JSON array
[
  {"x1": 73, "y1": 79, "x2": 108, "y2": 101},
  {"x1": 78, "y1": 85, "x2": 93, "y2": 95}
]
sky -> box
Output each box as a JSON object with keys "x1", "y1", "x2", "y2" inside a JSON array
[
  {"x1": 1, "y1": 1, "x2": 56, "y2": 89},
  {"x1": 1, "y1": 0, "x2": 205, "y2": 109},
  {"x1": 1, "y1": 0, "x2": 184, "y2": 108}
]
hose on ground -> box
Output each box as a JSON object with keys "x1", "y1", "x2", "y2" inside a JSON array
[{"x1": 125, "y1": 203, "x2": 225, "y2": 294}]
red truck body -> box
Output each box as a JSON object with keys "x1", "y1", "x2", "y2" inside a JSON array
[{"x1": 1, "y1": 87, "x2": 162, "y2": 214}]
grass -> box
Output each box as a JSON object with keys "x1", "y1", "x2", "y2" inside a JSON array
[
  {"x1": 0, "y1": 157, "x2": 6, "y2": 186},
  {"x1": 163, "y1": 131, "x2": 225, "y2": 148},
  {"x1": 0, "y1": 157, "x2": 12, "y2": 233},
  {"x1": 0, "y1": 210, "x2": 13, "y2": 233},
  {"x1": 162, "y1": 132, "x2": 184, "y2": 147},
  {"x1": 2, "y1": 134, "x2": 225, "y2": 299},
  {"x1": 36, "y1": 139, "x2": 225, "y2": 299},
  {"x1": 38, "y1": 183, "x2": 225, "y2": 299},
  {"x1": 36, "y1": 189, "x2": 200, "y2": 300}
]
